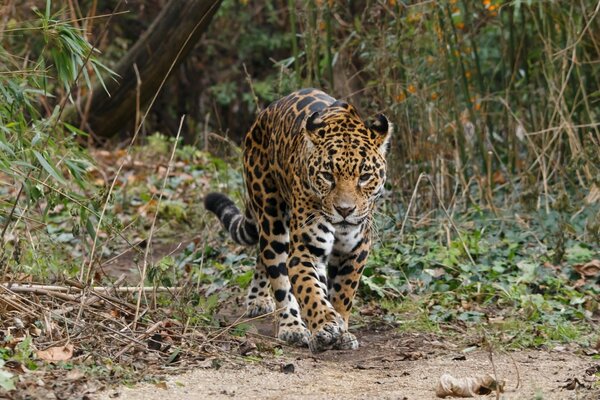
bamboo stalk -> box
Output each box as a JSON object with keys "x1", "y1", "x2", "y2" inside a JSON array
[
  {"x1": 288, "y1": 0, "x2": 300, "y2": 86},
  {"x1": 324, "y1": 1, "x2": 334, "y2": 90},
  {"x1": 307, "y1": 0, "x2": 321, "y2": 85},
  {"x1": 435, "y1": 7, "x2": 468, "y2": 186}
]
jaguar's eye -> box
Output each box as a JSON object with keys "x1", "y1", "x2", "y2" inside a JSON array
[
  {"x1": 359, "y1": 173, "x2": 372, "y2": 183},
  {"x1": 321, "y1": 172, "x2": 335, "y2": 182}
]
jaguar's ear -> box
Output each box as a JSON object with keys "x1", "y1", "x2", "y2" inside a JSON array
[
  {"x1": 305, "y1": 111, "x2": 326, "y2": 144},
  {"x1": 367, "y1": 114, "x2": 392, "y2": 156}
]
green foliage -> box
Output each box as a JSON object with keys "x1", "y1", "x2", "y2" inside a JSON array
[
  {"x1": 0, "y1": 360, "x2": 15, "y2": 391},
  {"x1": 12, "y1": 337, "x2": 37, "y2": 371},
  {"x1": 35, "y1": 1, "x2": 112, "y2": 94},
  {"x1": 365, "y1": 202, "x2": 599, "y2": 347},
  {"x1": 0, "y1": 2, "x2": 115, "y2": 280}
]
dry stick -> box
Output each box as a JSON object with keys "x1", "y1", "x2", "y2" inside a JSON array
[
  {"x1": 553, "y1": 0, "x2": 600, "y2": 58},
  {"x1": 133, "y1": 116, "x2": 185, "y2": 330},
  {"x1": 0, "y1": 285, "x2": 79, "y2": 328},
  {"x1": 81, "y1": 162, "x2": 125, "y2": 284},
  {"x1": 485, "y1": 150, "x2": 497, "y2": 215},
  {"x1": 8, "y1": 287, "x2": 80, "y2": 302},
  {"x1": 2, "y1": 284, "x2": 129, "y2": 352},
  {"x1": 425, "y1": 175, "x2": 476, "y2": 266},
  {"x1": 97, "y1": 323, "x2": 149, "y2": 350},
  {"x1": 2, "y1": 283, "x2": 141, "y2": 313},
  {"x1": 398, "y1": 172, "x2": 427, "y2": 242},
  {"x1": 242, "y1": 63, "x2": 260, "y2": 114},
  {"x1": 0, "y1": 292, "x2": 30, "y2": 313},
  {"x1": 133, "y1": 63, "x2": 142, "y2": 134},
  {"x1": 113, "y1": 320, "x2": 163, "y2": 359},
  {"x1": 506, "y1": 351, "x2": 521, "y2": 390},
  {"x1": 53, "y1": 275, "x2": 128, "y2": 317},
  {"x1": 1, "y1": 284, "x2": 152, "y2": 355},
  {"x1": 0, "y1": 283, "x2": 177, "y2": 294},
  {"x1": 485, "y1": 337, "x2": 501, "y2": 400},
  {"x1": 523, "y1": 122, "x2": 600, "y2": 136},
  {"x1": 77, "y1": 156, "x2": 123, "y2": 320},
  {"x1": 98, "y1": 223, "x2": 173, "y2": 270}
]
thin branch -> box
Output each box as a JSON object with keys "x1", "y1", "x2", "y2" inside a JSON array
[{"x1": 133, "y1": 115, "x2": 185, "y2": 329}]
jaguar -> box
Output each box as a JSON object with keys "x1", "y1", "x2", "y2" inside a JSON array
[{"x1": 205, "y1": 88, "x2": 391, "y2": 352}]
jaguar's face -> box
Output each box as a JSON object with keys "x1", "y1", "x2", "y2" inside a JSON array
[{"x1": 304, "y1": 104, "x2": 391, "y2": 226}]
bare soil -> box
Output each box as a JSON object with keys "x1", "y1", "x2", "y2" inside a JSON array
[{"x1": 96, "y1": 324, "x2": 600, "y2": 400}]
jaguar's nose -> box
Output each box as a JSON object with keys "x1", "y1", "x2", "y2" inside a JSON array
[{"x1": 334, "y1": 205, "x2": 356, "y2": 218}]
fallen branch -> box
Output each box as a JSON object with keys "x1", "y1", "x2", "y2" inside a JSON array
[
  {"x1": 1, "y1": 283, "x2": 182, "y2": 293},
  {"x1": 2, "y1": 287, "x2": 80, "y2": 302}
]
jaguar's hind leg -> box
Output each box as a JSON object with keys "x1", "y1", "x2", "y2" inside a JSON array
[{"x1": 245, "y1": 260, "x2": 275, "y2": 317}]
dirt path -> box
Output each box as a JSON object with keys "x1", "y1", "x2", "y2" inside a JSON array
[{"x1": 96, "y1": 327, "x2": 599, "y2": 400}]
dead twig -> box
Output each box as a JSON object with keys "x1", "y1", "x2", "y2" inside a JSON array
[
  {"x1": 399, "y1": 172, "x2": 427, "y2": 242},
  {"x1": 113, "y1": 320, "x2": 164, "y2": 359},
  {"x1": 133, "y1": 115, "x2": 185, "y2": 329}
]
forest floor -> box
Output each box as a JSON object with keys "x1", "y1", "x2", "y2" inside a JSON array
[
  {"x1": 94, "y1": 315, "x2": 600, "y2": 400},
  {"x1": 2, "y1": 138, "x2": 599, "y2": 399}
]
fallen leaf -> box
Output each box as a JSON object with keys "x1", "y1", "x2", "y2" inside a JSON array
[
  {"x1": 65, "y1": 370, "x2": 84, "y2": 380},
  {"x1": 573, "y1": 260, "x2": 600, "y2": 278},
  {"x1": 562, "y1": 377, "x2": 583, "y2": 390},
  {"x1": 436, "y1": 373, "x2": 504, "y2": 398},
  {"x1": 492, "y1": 171, "x2": 506, "y2": 185},
  {"x1": 238, "y1": 340, "x2": 257, "y2": 356},
  {"x1": 37, "y1": 344, "x2": 74, "y2": 362}
]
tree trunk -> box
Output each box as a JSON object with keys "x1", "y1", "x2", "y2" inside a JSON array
[{"x1": 66, "y1": 0, "x2": 222, "y2": 138}]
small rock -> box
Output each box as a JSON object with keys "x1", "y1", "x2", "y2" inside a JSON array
[
  {"x1": 238, "y1": 340, "x2": 258, "y2": 356},
  {"x1": 147, "y1": 333, "x2": 163, "y2": 351},
  {"x1": 281, "y1": 363, "x2": 295, "y2": 374}
]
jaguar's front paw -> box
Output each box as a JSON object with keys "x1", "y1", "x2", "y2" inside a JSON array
[
  {"x1": 278, "y1": 324, "x2": 310, "y2": 347},
  {"x1": 246, "y1": 295, "x2": 275, "y2": 318},
  {"x1": 308, "y1": 315, "x2": 346, "y2": 353},
  {"x1": 332, "y1": 331, "x2": 359, "y2": 350}
]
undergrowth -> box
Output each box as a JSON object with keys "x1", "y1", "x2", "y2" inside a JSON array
[{"x1": 0, "y1": 1, "x2": 599, "y2": 398}]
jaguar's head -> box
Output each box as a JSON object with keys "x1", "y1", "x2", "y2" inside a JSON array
[{"x1": 303, "y1": 101, "x2": 392, "y2": 227}]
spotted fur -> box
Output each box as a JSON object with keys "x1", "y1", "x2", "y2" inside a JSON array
[{"x1": 205, "y1": 88, "x2": 391, "y2": 352}]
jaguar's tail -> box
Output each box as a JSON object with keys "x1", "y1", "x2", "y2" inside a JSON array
[{"x1": 204, "y1": 193, "x2": 259, "y2": 246}]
